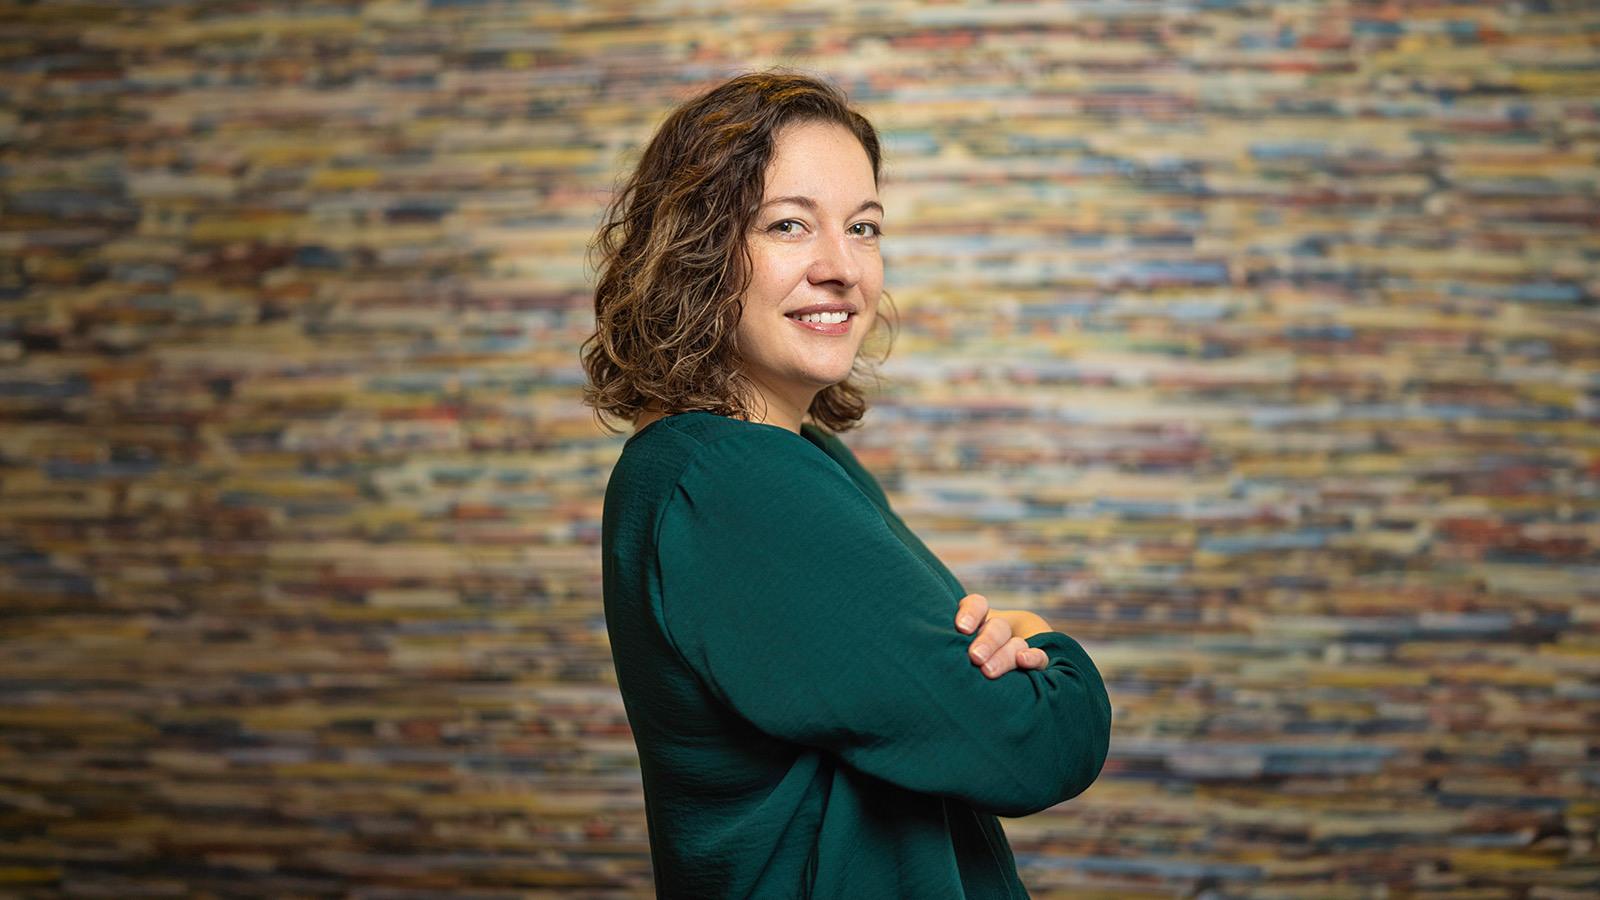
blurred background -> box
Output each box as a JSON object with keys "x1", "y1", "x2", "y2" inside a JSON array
[{"x1": 2, "y1": 0, "x2": 1598, "y2": 897}]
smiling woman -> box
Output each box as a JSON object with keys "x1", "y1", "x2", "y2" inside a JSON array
[
  {"x1": 582, "y1": 71, "x2": 1112, "y2": 899},
  {"x1": 731, "y1": 120, "x2": 885, "y2": 431},
  {"x1": 581, "y1": 71, "x2": 892, "y2": 435}
]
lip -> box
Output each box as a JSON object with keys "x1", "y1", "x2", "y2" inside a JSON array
[
  {"x1": 785, "y1": 304, "x2": 856, "y2": 337},
  {"x1": 785, "y1": 302, "x2": 858, "y2": 316}
]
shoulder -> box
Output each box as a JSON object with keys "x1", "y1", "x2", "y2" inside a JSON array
[
  {"x1": 682, "y1": 414, "x2": 849, "y2": 487},
  {"x1": 624, "y1": 413, "x2": 858, "y2": 511},
  {"x1": 638, "y1": 410, "x2": 793, "y2": 447},
  {"x1": 629, "y1": 411, "x2": 824, "y2": 460}
]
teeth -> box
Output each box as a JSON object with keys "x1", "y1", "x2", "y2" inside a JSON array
[{"x1": 793, "y1": 311, "x2": 850, "y2": 325}]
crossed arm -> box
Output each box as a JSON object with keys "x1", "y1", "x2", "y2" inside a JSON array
[{"x1": 660, "y1": 429, "x2": 1111, "y2": 816}]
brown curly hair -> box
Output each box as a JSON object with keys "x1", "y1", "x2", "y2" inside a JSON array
[{"x1": 580, "y1": 70, "x2": 895, "y2": 434}]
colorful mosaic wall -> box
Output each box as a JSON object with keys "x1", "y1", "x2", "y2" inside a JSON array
[{"x1": 2, "y1": 1, "x2": 1597, "y2": 897}]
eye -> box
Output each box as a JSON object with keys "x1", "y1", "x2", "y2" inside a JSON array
[
  {"x1": 769, "y1": 219, "x2": 804, "y2": 235},
  {"x1": 849, "y1": 221, "x2": 882, "y2": 238}
]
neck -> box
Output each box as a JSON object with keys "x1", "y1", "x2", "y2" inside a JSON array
[
  {"x1": 743, "y1": 376, "x2": 813, "y2": 434},
  {"x1": 631, "y1": 387, "x2": 816, "y2": 435}
]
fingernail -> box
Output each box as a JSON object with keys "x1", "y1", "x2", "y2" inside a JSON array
[{"x1": 958, "y1": 616, "x2": 973, "y2": 630}]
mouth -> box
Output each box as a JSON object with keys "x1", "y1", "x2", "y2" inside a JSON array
[{"x1": 784, "y1": 308, "x2": 856, "y2": 335}]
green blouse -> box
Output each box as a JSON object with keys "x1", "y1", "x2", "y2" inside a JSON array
[{"x1": 601, "y1": 411, "x2": 1111, "y2": 899}]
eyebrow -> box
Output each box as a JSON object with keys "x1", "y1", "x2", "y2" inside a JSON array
[{"x1": 760, "y1": 195, "x2": 884, "y2": 217}]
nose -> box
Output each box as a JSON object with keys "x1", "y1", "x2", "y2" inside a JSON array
[{"x1": 806, "y1": 229, "x2": 861, "y2": 289}]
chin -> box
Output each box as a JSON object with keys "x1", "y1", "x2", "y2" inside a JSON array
[{"x1": 803, "y1": 365, "x2": 856, "y2": 388}]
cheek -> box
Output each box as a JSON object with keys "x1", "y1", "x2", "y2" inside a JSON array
[
  {"x1": 863, "y1": 254, "x2": 884, "y2": 294},
  {"x1": 743, "y1": 247, "x2": 801, "y2": 304},
  {"x1": 865, "y1": 247, "x2": 883, "y2": 271}
]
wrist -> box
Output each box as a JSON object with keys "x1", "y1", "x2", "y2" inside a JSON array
[{"x1": 996, "y1": 610, "x2": 1052, "y2": 641}]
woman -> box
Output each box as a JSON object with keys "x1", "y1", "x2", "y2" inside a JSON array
[{"x1": 583, "y1": 71, "x2": 1111, "y2": 899}]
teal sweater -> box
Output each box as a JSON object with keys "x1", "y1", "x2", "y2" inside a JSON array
[{"x1": 601, "y1": 411, "x2": 1112, "y2": 899}]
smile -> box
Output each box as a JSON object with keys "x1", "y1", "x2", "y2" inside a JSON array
[{"x1": 785, "y1": 311, "x2": 855, "y2": 335}]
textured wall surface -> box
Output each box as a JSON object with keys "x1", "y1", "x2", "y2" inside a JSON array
[{"x1": 2, "y1": 1, "x2": 1598, "y2": 897}]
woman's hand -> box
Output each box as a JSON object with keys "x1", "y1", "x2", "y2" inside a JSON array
[{"x1": 955, "y1": 593, "x2": 1054, "y2": 680}]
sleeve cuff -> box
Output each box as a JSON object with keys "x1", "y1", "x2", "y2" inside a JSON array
[{"x1": 1025, "y1": 630, "x2": 1095, "y2": 666}]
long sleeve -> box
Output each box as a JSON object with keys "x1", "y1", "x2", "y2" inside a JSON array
[{"x1": 655, "y1": 427, "x2": 1112, "y2": 818}]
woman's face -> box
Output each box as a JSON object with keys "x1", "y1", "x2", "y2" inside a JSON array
[{"x1": 734, "y1": 120, "x2": 883, "y2": 426}]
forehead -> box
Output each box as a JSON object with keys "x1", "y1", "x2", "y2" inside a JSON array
[{"x1": 763, "y1": 121, "x2": 877, "y2": 196}]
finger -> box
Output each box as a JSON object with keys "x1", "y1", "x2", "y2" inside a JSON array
[
  {"x1": 1017, "y1": 647, "x2": 1048, "y2": 670},
  {"x1": 954, "y1": 593, "x2": 989, "y2": 634},
  {"x1": 981, "y1": 636, "x2": 1033, "y2": 679},
  {"x1": 968, "y1": 615, "x2": 1013, "y2": 667}
]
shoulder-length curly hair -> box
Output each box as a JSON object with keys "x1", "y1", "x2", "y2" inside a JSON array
[{"x1": 580, "y1": 70, "x2": 895, "y2": 434}]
